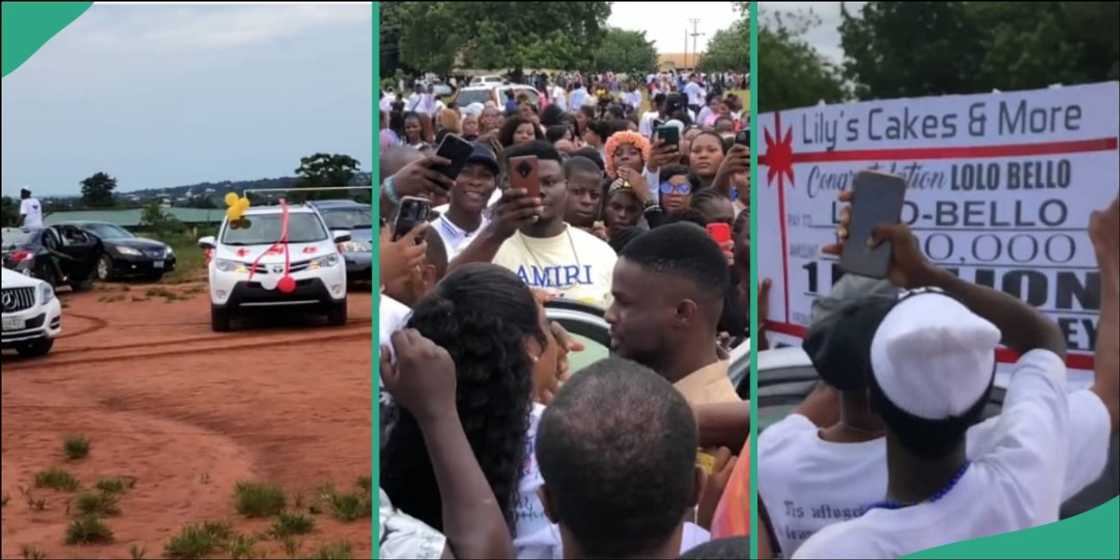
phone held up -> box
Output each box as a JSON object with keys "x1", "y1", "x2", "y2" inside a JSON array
[
  {"x1": 508, "y1": 155, "x2": 541, "y2": 199},
  {"x1": 655, "y1": 125, "x2": 680, "y2": 148},
  {"x1": 392, "y1": 196, "x2": 432, "y2": 243},
  {"x1": 839, "y1": 170, "x2": 909, "y2": 278},
  {"x1": 432, "y1": 133, "x2": 474, "y2": 180}
]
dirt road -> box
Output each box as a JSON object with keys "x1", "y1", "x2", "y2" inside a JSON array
[{"x1": 1, "y1": 281, "x2": 373, "y2": 559}]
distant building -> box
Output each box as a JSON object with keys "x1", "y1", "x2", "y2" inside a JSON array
[{"x1": 658, "y1": 53, "x2": 696, "y2": 73}]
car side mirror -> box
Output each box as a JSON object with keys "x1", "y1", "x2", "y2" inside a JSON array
[
  {"x1": 198, "y1": 236, "x2": 216, "y2": 250},
  {"x1": 332, "y1": 230, "x2": 352, "y2": 243}
]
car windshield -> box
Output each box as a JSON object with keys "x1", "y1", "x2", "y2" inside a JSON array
[
  {"x1": 84, "y1": 223, "x2": 134, "y2": 239},
  {"x1": 221, "y1": 213, "x2": 327, "y2": 245},
  {"x1": 1, "y1": 228, "x2": 34, "y2": 248},
  {"x1": 456, "y1": 89, "x2": 492, "y2": 106},
  {"x1": 320, "y1": 207, "x2": 372, "y2": 229}
]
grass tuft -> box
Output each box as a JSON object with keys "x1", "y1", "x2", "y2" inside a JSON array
[
  {"x1": 35, "y1": 468, "x2": 79, "y2": 492},
  {"x1": 233, "y1": 481, "x2": 286, "y2": 518},
  {"x1": 129, "y1": 544, "x2": 146, "y2": 559},
  {"x1": 312, "y1": 540, "x2": 353, "y2": 560},
  {"x1": 271, "y1": 511, "x2": 315, "y2": 537},
  {"x1": 74, "y1": 491, "x2": 121, "y2": 516},
  {"x1": 63, "y1": 434, "x2": 91, "y2": 460},
  {"x1": 163, "y1": 521, "x2": 232, "y2": 560},
  {"x1": 319, "y1": 484, "x2": 370, "y2": 522},
  {"x1": 65, "y1": 514, "x2": 114, "y2": 544},
  {"x1": 21, "y1": 545, "x2": 46, "y2": 560}
]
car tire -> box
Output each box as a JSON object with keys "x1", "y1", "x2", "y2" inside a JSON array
[
  {"x1": 34, "y1": 261, "x2": 59, "y2": 288},
  {"x1": 211, "y1": 305, "x2": 232, "y2": 332},
  {"x1": 97, "y1": 255, "x2": 115, "y2": 281},
  {"x1": 147, "y1": 272, "x2": 164, "y2": 282},
  {"x1": 16, "y1": 337, "x2": 54, "y2": 357},
  {"x1": 70, "y1": 276, "x2": 94, "y2": 292},
  {"x1": 326, "y1": 299, "x2": 347, "y2": 326}
]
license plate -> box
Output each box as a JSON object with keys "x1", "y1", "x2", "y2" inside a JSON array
[
  {"x1": 153, "y1": 260, "x2": 165, "y2": 269},
  {"x1": 2, "y1": 316, "x2": 22, "y2": 331}
]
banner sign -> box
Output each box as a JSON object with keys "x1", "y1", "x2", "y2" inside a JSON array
[{"x1": 758, "y1": 82, "x2": 1120, "y2": 385}]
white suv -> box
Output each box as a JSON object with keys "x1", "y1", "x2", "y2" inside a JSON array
[
  {"x1": 198, "y1": 205, "x2": 351, "y2": 332},
  {"x1": 2, "y1": 267, "x2": 62, "y2": 357}
]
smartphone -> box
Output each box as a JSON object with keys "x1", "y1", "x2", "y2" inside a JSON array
[
  {"x1": 665, "y1": 92, "x2": 687, "y2": 116},
  {"x1": 655, "y1": 125, "x2": 679, "y2": 147},
  {"x1": 432, "y1": 133, "x2": 474, "y2": 180},
  {"x1": 734, "y1": 129, "x2": 750, "y2": 147},
  {"x1": 706, "y1": 223, "x2": 731, "y2": 244},
  {"x1": 840, "y1": 171, "x2": 908, "y2": 278},
  {"x1": 509, "y1": 155, "x2": 540, "y2": 199},
  {"x1": 392, "y1": 196, "x2": 432, "y2": 242}
]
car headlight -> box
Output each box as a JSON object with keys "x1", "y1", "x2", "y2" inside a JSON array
[
  {"x1": 165, "y1": 246, "x2": 175, "y2": 257},
  {"x1": 339, "y1": 240, "x2": 371, "y2": 253},
  {"x1": 38, "y1": 283, "x2": 54, "y2": 304},
  {"x1": 214, "y1": 258, "x2": 242, "y2": 272},
  {"x1": 116, "y1": 246, "x2": 142, "y2": 257},
  {"x1": 309, "y1": 254, "x2": 340, "y2": 269}
]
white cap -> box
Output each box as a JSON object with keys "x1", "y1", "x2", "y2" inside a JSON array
[
  {"x1": 463, "y1": 103, "x2": 485, "y2": 118},
  {"x1": 870, "y1": 293, "x2": 1000, "y2": 420}
]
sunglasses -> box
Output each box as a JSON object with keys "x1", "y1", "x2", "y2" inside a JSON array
[{"x1": 659, "y1": 181, "x2": 692, "y2": 195}]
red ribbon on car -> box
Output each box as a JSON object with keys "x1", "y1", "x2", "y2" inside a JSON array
[{"x1": 246, "y1": 199, "x2": 296, "y2": 293}]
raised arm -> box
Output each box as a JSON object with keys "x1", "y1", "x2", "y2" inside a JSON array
[
  {"x1": 1089, "y1": 198, "x2": 1119, "y2": 432},
  {"x1": 446, "y1": 188, "x2": 541, "y2": 272},
  {"x1": 382, "y1": 329, "x2": 514, "y2": 560}
]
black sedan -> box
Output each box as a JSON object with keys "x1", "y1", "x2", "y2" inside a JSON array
[
  {"x1": 63, "y1": 222, "x2": 176, "y2": 281},
  {"x1": 1, "y1": 225, "x2": 101, "y2": 291}
]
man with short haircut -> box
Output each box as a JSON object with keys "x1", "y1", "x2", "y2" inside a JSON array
[
  {"x1": 535, "y1": 358, "x2": 711, "y2": 559},
  {"x1": 562, "y1": 156, "x2": 604, "y2": 232},
  {"x1": 607, "y1": 222, "x2": 739, "y2": 406},
  {"x1": 794, "y1": 204, "x2": 1120, "y2": 558},
  {"x1": 432, "y1": 144, "x2": 501, "y2": 261},
  {"x1": 451, "y1": 141, "x2": 617, "y2": 308}
]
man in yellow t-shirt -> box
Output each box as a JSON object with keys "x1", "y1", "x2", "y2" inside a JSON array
[{"x1": 447, "y1": 141, "x2": 617, "y2": 309}]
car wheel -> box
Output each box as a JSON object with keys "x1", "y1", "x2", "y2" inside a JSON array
[
  {"x1": 70, "y1": 275, "x2": 95, "y2": 292},
  {"x1": 97, "y1": 254, "x2": 115, "y2": 281},
  {"x1": 211, "y1": 305, "x2": 232, "y2": 332},
  {"x1": 16, "y1": 337, "x2": 54, "y2": 357},
  {"x1": 146, "y1": 271, "x2": 164, "y2": 282},
  {"x1": 326, "y1": 299, "x2": 347, "y2": 326},
  {"x1": 34, "y1": 261, "x2": 59, "y2": 288}
]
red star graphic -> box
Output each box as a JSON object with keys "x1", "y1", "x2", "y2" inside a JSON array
[{"x1": 764, "y1": 112, "x2": 795, "y2": 189}]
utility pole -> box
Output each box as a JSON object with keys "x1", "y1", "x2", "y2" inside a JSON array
[
  {"x1": 688, "y1": 18, "x2": 704, "y2": 71},
  {"x1": 684, "y1": 28, "x2": 689, "y2": 71}
]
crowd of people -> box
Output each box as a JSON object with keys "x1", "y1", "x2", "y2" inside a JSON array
[
  {"x1": 755, "y1": 195, "x2": 1120, "y2": 559},
  {"x1": 375, "y1": 64, "x2": 754, "y2": 559}
]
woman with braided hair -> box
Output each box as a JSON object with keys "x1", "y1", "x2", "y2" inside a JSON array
[{"x1": 380, "y1": 263, "x2": 566, "y2": 556}]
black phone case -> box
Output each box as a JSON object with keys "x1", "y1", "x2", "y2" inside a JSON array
[
  {"x1": 839, "y1": 172, "x2": 908, "y2": 278},
  {"x1": 432, "y1": 135, "x2": 473, "y2": 180},
  {"x1": 656, "y1": 126, "x2": 679, "y2": 146},
  {"x1": 393, "y1": 197, "x2": 432, "y2": 242}
]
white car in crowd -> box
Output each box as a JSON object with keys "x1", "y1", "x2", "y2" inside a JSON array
[
  {"x1": 199, "y1": 204, "x2": 351, "y2": 332},
  {"x1": 453, "y1": 83, "x2": 541, "y2": 108},
  {"x1": 1, "y1": 267, "x2": 61, "y2": 357}
]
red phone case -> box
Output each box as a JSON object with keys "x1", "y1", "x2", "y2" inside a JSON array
[{"x1": 707, "y1": 223, "x2": 731, "y2": 243}]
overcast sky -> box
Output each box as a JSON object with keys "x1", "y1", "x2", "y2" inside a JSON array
[
  {"x1": 1, "y1": 3, "x2": 372, "y2": 197},
  {"x1": 761, "y1": 2, "x2": 865, "y2": 64},
  {"x1": 607, "y1": 2, "x2": 741, "y2": 54}
]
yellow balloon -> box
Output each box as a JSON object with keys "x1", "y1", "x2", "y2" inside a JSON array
[
  {"x1": 225, "y1": 192, "x2": 239, "y2": 207},
  {"x1": 227, "y1": 207, "x2": 243, "y2": 221},
  {"x1": 239, "y1": 197, "x2": 251, "y2": 211}
]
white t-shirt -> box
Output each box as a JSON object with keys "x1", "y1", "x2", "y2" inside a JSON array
[
  {"x1": 793, "y1": 350, "x2": 1074, "y2": 559},
  {"x1": 639, "y1": 110, "x2": 661, "y2": 138},
  {"x1": 759, "y1": 389, "x2": 1110, "y2": 557},
  {"x1": 516, "y1": 519, "x2": 710, "y2": 560},
  {"x1": 407, "y1": 92, "x2": 436, "y2": 115},
  {"x1": 684, "y1": 82, "x2": 705, "y2": 107},
  {"x1": 551, "y1": 86, "x2": 567, "y2": 111},
  {"x1": 492, "y1": 225, "x2": 617, "y2": 309},
  {"x1": 379, "y1": 294, "x2": 412, "y2": 363},
  {"x1": 20, "y1": 198, "x2": 43, "y2": 228},
  {"x1": 514, "y1": 403, "x2": 551, "y2": 558},
  {"x1": 433, "y1": 213, "x2": 490, "y2": 262},
  {"x1": 380, "y1": 92, "x2": 397, "y2": 114},
  {"x1": 623, "y1": 90, "x2": 642, "y2": 109},
  {"x1": 570, "y1": 87, "x2": 589, "y2": 110}
]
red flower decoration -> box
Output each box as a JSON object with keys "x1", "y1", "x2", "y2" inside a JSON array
[
  {"x1": 302, "y1": 246, "x2": 318, "y2": 254},
  {"x1": 236, "y1": 248, "x2": 250, "y2": 258}
]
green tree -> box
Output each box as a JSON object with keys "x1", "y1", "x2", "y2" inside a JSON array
[
  {"x1": 291, "y1": 153, "x2": 362, "y2": 201},
  {"x1": 839, "y1": 2, "x2": 1120, "y2": 99},
  {"x1": 590, "y1": 27, "x2": 658, "y2": 75},
  {"x1": 1, "y1": 196, "x2": 19, "y2": 227},
  {"x1": 139, "y1": 201, "x2": 185, "y2": 239},
  {"x1": 699, "y1": 3, "x2": 749, "y2": 73},
  {"x1": 758, "y1": 9, "x2": 848, "y2": 112},
  {"x1": 80, "y1": 172, "x2": 117, "y2": 208},
  {"x1": 395, "y1": 2, "x2": 610, "y2": 74}
]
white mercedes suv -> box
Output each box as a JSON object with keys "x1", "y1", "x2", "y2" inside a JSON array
[
  {"x1": 2, "y1": 267, "x2": 62, "y2": 356},
  {"x1": 198, "y1": 204, "x2": 351, "y2": 332}
]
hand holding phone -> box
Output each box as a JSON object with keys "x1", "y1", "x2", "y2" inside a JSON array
[
  {"x1": 509, "y1": 155, "x2": 541, "y2": 199},
  {"x1": 393, "y1": 196, "x2": 433, "y2": 242},
  {"x1": 655, "y1": 125, "x2": 680, "y2": 148},
  {"x1": 432, "y1": 134, "x2": 474, "y2": 180},
  {"x1": 838, "y1": 171, "x2": 908, "y2": 278}
]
